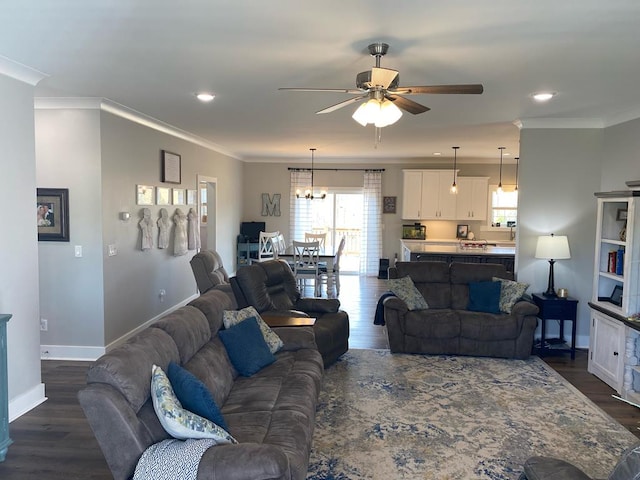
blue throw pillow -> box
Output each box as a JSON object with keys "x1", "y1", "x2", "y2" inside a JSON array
[
  {"x1": 167, "y1": 361, "x2": 228, "y2": 430},
  {"x1": 219, "y1": 317, "x2": 276, "y2": 376},
  {"x1": 467, "y1": 281, "x2": 502, "y2": 314}
]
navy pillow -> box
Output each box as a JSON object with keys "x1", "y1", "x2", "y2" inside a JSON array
[
  {"x1": 219, "y1": 317, "x2": 276, "y2": 376},
  {"x1": 467, "y1": 281, "x2": 502, "y2": 314},
  {"x1": 167, "y1": 361, "x2": 228, "y2": 430}
]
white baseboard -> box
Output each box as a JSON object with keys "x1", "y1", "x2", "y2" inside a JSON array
[
  {"x1": 9, "y1": 383, "x2": 47, "y2": 422},
  {"x1": 40, "y1": 345, "x2": 105, "y2": 361}
]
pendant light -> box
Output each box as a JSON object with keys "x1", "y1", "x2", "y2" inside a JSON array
[
  {"x1": 514, "y1": 156, "x2": 519, "y2": 191},
  {"x1": 450, "y1": 146, "x2": 459, "y2": 194},
  {"x1": 497, "y1": 147, "x2": 505, "y2": 194},
  {"x1": 295, "y1": 148, "x2": 326, "y2": 200}
]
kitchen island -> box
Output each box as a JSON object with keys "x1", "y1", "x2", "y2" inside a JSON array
[{"x1": 400, "y1": 239, "x2": 516, "y2": 271}]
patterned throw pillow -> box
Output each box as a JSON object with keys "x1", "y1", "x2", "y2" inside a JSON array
[
  {"x1": 223, "y1": 306, "x2": 284, "y2": 354},
  {"x1": 387, "y1": 276, "x2": 429, "y2": 311},
  {"x1": 492, "y1": 277, "x2": 530, "y2": 313},
  {"x1": 150, "y1": 365, "x2": 237, "y2": 443}
]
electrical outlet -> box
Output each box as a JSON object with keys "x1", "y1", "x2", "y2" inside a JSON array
[
  {"x1": 159, "y1": 289, "x2": 166, "y2": 302},
  {"x1": 40, "y1": 318, "x2": 48, "y2": 331}
]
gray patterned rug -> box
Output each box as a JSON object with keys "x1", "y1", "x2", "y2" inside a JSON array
[{"x1": 307, "y1": 349, "x2": 638, "y2": 480}]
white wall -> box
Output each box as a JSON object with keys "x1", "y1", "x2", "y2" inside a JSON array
[
  {"x1": 516, "y1": 128, "x2": 603, "y2": 347},
  {"x1": 0, "y1": 73, "x2": 45, "y2": 419},
  {"x1": 601, "y1": 117, "x2": 640, "y2": 192}
]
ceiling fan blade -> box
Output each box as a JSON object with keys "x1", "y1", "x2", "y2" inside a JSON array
[
  {"x1": 386, "y1": 94, "x2": 430, "y2": 114},
  {"x1": 316, "y1": 94, "x2": 368, "y2": 114},
  {"x1": 370, "y1": 67, "x2": 399, "y2": 89},
  {"x1": 279, "y1": 87, "x2": 364, "y2": 94},
  {"x1": 392, "y1": 84, "x2": 484, "y2": 95}
]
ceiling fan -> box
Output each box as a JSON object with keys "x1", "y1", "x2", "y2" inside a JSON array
[{"x1": 279, "y1": 42, "x2": 483, "y2": 127}]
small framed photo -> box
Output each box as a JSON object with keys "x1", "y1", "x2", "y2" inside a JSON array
[
  {"x1": 456, "y1": 224, "x2": 469, "y2": 239},
  {"x1": 610, "y1": 284, "x2": 623, "y2": 306},
  {"x1": 161, "y1": 150, "x2": 181, "y2": 184},
  {"x1": 172, "y1": 188, "x2": 185, "y2": 205},
  {"x1": 136, "y1": 185, "x2": 154, "y2": 205},
  {"x1": 37, "y1": 188, "x2": 70, "y2": 242},
  {"x1": 617, "y1": 209, "x2": 628, "y2": 221},
  {"x1": 156, "y1": 186, "x2": 171, "y2": 205},
  {"x1": 187, "y1": 189, "x2": 197, "y2": 205},
  {"x1": 383, "y1": 196, "x2": 397, "y2": 214}
]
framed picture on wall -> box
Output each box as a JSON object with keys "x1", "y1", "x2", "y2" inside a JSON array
[
  {"x1": 383, "y1": 196, "x2": 397, "y2": 214},
  {"x1": 37, "y1": 188, "x2": 70, "y2": 242},
  {"x1": 187, "y1": 189, "x2": 197, "y2": 205},
  {"x1": 161, "y1": 150, "x2": 181, "y2": 184},
  {"x1": 136, "y1": 185, "x2": 154, "y2": 205},
  {"x1": 156, "y1": 186, "x2": 171, "y2": 205},
  {"x1": 172, "y1": 188, "x2": 185, "y2": 205}
]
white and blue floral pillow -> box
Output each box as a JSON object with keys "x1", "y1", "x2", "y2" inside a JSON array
[
  {"x1": 223, "y1": 306, "x2": 283, "y2": 354},
  {"x1": 492, "y1": 277, "x2": 529, "y2": 313},
  {"x1": 387, "y1": 276, "x2": 429, "y2": 311},
  {"x1": 151, "y1": 365, "x2": 237, "y2": 444}
]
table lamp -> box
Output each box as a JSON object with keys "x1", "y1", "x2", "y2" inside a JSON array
[{"x1": 535, "y1": 234, "x2": 571, "y2": 297}]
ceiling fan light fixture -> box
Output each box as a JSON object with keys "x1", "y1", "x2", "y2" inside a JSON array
[
  {"x1": 352, "y1": 98, "x2": 402, "y2": 128},
  {"x1": 375, "y1": 99, "x2": 403, "y2": 127}
]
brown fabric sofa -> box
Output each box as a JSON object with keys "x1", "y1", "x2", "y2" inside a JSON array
[
  {"x1": 384, "y1": 262, "x2": 539, "y2": 359},
  {"x1": 231, "y1": 259, "x2": 350, "y2": 367},
  {"x1": 78, "y1": 287, "x2": 323, "y2": 480}
]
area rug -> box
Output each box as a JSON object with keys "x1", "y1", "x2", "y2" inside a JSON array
[{"x1": 307, "y1": 349, "x2": 638, "y2": 480}]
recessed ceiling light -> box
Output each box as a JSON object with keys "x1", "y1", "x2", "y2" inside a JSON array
[
  {"x1": 196, "y1": 93, "x2": 215, "y2": 102},
  {"x1": 433, "y1": 152, "x2": 442, "y2": 156},
  {"x1": 532, "y1": 91, "x2": 556, "y2": 103}
]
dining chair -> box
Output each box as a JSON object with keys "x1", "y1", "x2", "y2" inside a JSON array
[
  {"x1": 274, "y1": 233, "x2": 287, "y2": 257},
  {"x1": 304, "y1": 232, "x2": 326, "y2": 252},
  {"x1": 292, "y1": 240, "x2": 321, "y2": 296},
  {"x1": 318, "y1": 236, "x2": 346, "y2": 298},
  {"x1": 256, "y1": 231, "x2": 279, "y2": 262}
]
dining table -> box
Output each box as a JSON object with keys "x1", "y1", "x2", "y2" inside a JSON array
[{"x1": 278, "y1": 245, "x2": 339, "y2": 297}]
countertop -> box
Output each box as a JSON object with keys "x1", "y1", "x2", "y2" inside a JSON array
[{"x1": 401, "y1": 239, "x2": 515, "y2": 256}]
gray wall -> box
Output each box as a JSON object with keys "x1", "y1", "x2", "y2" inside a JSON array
[
  {"x1": 0, "y1": 74, "x2": 45, "y2": 418},
  {"x1": 516, "y1": 128, "x2": 603, "y2": 347},
  {"x1": 601, "y1": 117, "x2": 640, "y2": 192}
]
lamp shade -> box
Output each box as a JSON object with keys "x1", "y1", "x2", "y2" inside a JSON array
[{"x1": 535, "y1": 235, "x2": 571, "y2": 260}]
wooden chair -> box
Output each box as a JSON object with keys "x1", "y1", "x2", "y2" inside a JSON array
[
  {"x1": 304, "y1": 232, "x2": 326, "y2": 252},
  {"x1": 255, "y1": 231, "x2": 279, "y2": 262},
  {"x1": 292, "y1": 240, "x2": 321, "y2": 296},
  {"x1": 274, "y1": 233, "x2": 287, "y2": 257},
  {"x1": 318, "y1": 236, "x2": 346, "y2": 298}
]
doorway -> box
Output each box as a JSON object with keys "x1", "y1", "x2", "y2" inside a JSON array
[{"x1": 197, "y1": 175, "x2": 217, "y2": 251}]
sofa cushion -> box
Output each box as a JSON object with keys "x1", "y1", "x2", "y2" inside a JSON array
[
  {"x1": 458, "y1": 310, "x2": 520, "y2": 340},
  {"x1": 467, "y1": 281, "x2": 501, "y2": 314},
  {"x1": 167, "y1": 361, "x2": 228, "y2": 430},
  {"x1": 493, "y1": 277, "x2": 529, "y2": 313},
  {"x1": 153, "y1": 306, "x2": 211, "y2": 365},
  {"x1": 151, "y1": 365, "x2": 237, "y2": 443},
  {"x1": 188, "y1": 288, "x2": 237, "y2": 338},
  {"x1": 387, "y1": 276, "x2": 429, "y2": 310},
  {"x1": 404, "y1": 309, "x2": 460, "y2": 338},
  {"x1": 223, "y1": 306, "x2": 284, "y2": 354},
  {"x1": 219, "y1": 317, "x2": 276, "y2": 376}
]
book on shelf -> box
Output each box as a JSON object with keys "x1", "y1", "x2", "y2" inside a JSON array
[
  {"x1": 609, "y1": 250, "x2": 617, "y2": 273},
  {"x1": 616, "y1": 247, "x2": 624, "y2": 275}
]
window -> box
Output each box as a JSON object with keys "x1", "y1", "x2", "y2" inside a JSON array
[{"x1": 489, "y1": 185, "x2": 518, "y2": 227}]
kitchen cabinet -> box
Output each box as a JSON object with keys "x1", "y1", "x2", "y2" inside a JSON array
[
  {"x1": 402, "y1": 170, "x2": 457, "y2": 220},
  {"x1": 455, "y1": 177, "x2": 489, "y2": 220}
]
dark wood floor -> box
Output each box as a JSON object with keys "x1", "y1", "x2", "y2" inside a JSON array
[{"x1": 1, "y1": 275, "x2": 639, "y2": 479}]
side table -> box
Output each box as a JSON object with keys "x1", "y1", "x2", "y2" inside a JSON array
[
  {"x1": 0, "y1": 314, "x2": 12, "y2": 462},
  {"x1": 532, "y1": 293, "x2": 578, "y2": 359}
]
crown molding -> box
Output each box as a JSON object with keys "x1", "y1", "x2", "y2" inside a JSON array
[
  {"x1": 603, "y1": 106, "x2": 640, "y2": 128},
  {"x1": 514, "y1": 118, "x2": 604, "y2": 129},
  {"x1": 0, "y1": 55, "x2": 48, "y2": 86},
  {"x1": 34, "y1": 96, "x2": 241, "y2": 160}
]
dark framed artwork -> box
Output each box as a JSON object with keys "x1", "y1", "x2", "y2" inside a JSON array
[
  {"x1": 161, "y1": 150, "x2": 181, "y2": 184},
  {"x1": 610, "y1": 284, "x2": 623, "y2": 306},
  {"x1": 456, "y1": 224, "x2": 469, "y2": 239},
  {"x1": 37, "y1": 188, "x2": 69, "y2": 242},
  {"x1": 383, "y1": 196, "x2": 397, "y2": 214}
]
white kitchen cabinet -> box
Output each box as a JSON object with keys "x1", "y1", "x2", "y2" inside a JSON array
[
  {"x1": 402, "y1": 169, "x2": 457, "y2": 220},
  {"x1": 455, "y1": 177, "x2": 489, "y2": 220}
]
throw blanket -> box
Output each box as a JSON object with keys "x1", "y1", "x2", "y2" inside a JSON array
[
  {"x1": 134, "y1": 438, "x2": 216, "y2": 480},
  {"x1": 373, "y1": 291, "x2": 395, "y2": 326}
]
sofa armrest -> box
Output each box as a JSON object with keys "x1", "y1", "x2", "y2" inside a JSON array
[
  {"x1": 383, "y1": 296, "x2": 409, "y2": 314},
  {"x1": 511, "y1": 300, "x2": 539, "y2": 317},
  {"x1": 273, "y1": 326, "x2": 318, "y2": 351},
  {"x1": 294, "y1": 297, "x2": 340, "y2": 313},
  {"x1": 197, "y1": 442, "x2": 290, "y2": 480},
  {"x1": 522, "y1": 456, "x2": 593, "y2": 480}
]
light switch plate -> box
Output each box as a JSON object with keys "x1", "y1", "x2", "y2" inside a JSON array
[
  {"x1": 108, "y1": 244, "x2": 117, "y2": 256},
  {"x1": 74, "y1": 245, "x2": 82, "y2": 257}
]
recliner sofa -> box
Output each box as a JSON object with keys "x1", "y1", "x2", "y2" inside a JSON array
[
  {"x1": 231, "y1": 259, "x2": 350, "y2": 367},
  {"x1": 384, "y1": 262, "x2": 539, "y2": 359}
]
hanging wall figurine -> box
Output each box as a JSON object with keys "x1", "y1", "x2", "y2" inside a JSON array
[
  {"x1": 187, "y1": 207, "x2": 201, "y2": 250},
  {"x1": 157, "y1": 208, "x2": 171, "y2": 249},
  {"x1": 139, "y1": 208, "x2": 154, "y2": 251},
  {"x1": 173, "y1": 208, "x2": 188, "y2": 256}
]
